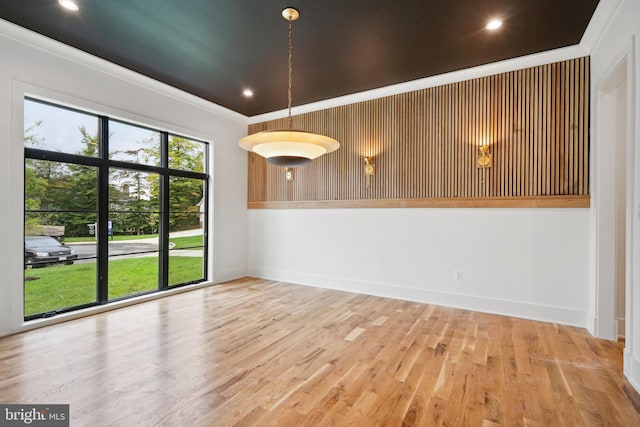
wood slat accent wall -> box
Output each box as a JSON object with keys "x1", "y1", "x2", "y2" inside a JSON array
[{"x1": 247, "y1": 57, "x2": 590, "y2": 209}]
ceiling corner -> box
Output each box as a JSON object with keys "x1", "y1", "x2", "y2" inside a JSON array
[{"x1": 580, "y1": 0, "x2": 624, "y2": 53}]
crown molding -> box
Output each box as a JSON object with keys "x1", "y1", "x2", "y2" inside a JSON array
[
  {"x1": 248, "y1": 44, "x2": 588, "y2": 124},
  {"x1": 579, "y1": 0, "x2": 623, "y2": 53}
]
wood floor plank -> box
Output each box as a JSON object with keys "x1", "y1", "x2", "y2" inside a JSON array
[{"x1": 0, "y1": 278, "x2": 639, "y2": 426}]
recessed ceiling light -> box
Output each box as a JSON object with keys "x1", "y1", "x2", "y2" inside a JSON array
[
  {"x1": 486, "y1": 18, "x2": 503, "y2": 31},
  {"x1": 243, "y1": 89, "x2": 254, "y2": 97},
  {"x1": 58, "y1": 0, "x2": 79, "y2": 11}
]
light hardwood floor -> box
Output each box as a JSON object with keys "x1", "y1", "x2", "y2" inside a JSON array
[{"x1": 1, "y1": 278, "x2": 639, "y2": 426}]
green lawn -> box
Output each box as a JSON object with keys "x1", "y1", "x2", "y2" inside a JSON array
[
  {"x1": 24, "y1": 256, "x2": 204, "y2": 317},
  {"x1": 169, "y1": 235, "x2": 203, "y2": 249}
]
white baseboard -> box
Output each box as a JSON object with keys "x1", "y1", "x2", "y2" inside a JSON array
[
  {"x1": 214, "y1": 267, "x2": 247, "y2": 283},
  {"x1": 624, "y1": 348, "x2": 640, "y2": 394},
  {"x1": 587, "y1": 313, "x2": 597, "y2": 336},
  {"x1": 616, "y1": 317, "x2": 626, "y2": 337},
  {"x1": 247, "y1": 268, "x2": 587, "y2": 327}
]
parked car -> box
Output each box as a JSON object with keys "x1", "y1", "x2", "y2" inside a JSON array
[{"x1": 24, "y1": 236, "x2": 77, "y2": 268}]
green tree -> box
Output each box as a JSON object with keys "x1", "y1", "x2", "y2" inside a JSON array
[
  {"x1": 169, "y1": 176, "x2": 203, "y2": 230},
  {"x1": 25, "y1": 124, "x2": 99, "y2": 237},
  {"x1": 109, "y1": 158, "x2": 158, "y2": 235},
  {"x1": 24, "y1": 121, "x2": 54, "y2": 212},
  {"x1": 165, "y1": 136, "x2": 205, "y2": 231},
  {"x1": 24, "y1": 121, "x2": 58, "y2": 235},
  {"x1": 168, "y1": 136, "x2": 204, "y2": 173},
  {"x1": 60, "y1": 127, "x2": 99, "y2": 236}
]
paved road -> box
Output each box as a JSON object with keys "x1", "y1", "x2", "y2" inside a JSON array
[
  {"x1": 70, "y1": 241, "x2": 159, "y2": 261},
  {"x1": 69, "y1": 235, "x2": 203, "y2": 263}
]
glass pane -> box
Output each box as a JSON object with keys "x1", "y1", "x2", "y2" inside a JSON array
[
  {"x1": 107, "y1": 215, "x2": 159, "y2": 299},
  {"x1": 169, "y1": 177, "x2": 205, "y2": 232},
  {"x1": 24, "y1": 99, "x2": 99, "y2": 157},
  {"x1": 24, "y1": 260, "x2": 97, "y2": 317},
  {"x1": 24, "y1": 156, "x2": 98, "y2": 317},
  {"x1": 108, "y1": 253, "x2": 159, "y2": 300},
  {"x1": 168, "y1": 135, "x2": 206, "y2": 172},
  {"x1": 169, "y1": 252, "x2": 204, "y2": 286},
  {"x1": 109, "y1": 121, "x2": 161, "y2": 166},
  {"x1": 168, "y1": 175, "x2": 205, "y2": 286},
  {"x1": 169, "y1": 213, "x2": 205, "y2": 287},
  {"x1": 108, "y1": 168, "x2": 160, "y2": 300}
]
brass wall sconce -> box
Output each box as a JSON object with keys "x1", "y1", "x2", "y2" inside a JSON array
[
  {"x1": 364, "y1": 157, "x2": 375, "y2": 175},
  {"x1": 364, "y1": 156, "x2": 375, "y2": 188},
  {"x1": 477, "y1": 145, "x2": 492, "y2": 168},
  {"x1": 285, "y1": 167, "x2": 295, "y2": 181}
]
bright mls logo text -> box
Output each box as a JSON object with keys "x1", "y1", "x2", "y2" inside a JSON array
[{"x1": 1, "y1": 404, "x2": 69, "y2": 426}]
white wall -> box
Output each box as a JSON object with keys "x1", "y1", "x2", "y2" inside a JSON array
[
  {"x1": 615, "y1": 78, "x2": 627, "y2": 338},
  {"x1": 248, "y1": 208, "x2": 590, "y2": 326},
  {"x1": 0, "y1": 20, "x2": 249, "y2": 336},
  {"x1": 589, "y1": 0, "x2": 640, "y2": 394}
]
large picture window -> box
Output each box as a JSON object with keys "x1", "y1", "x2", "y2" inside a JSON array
[{"x1": 23, "y1": 98, "x2": 209, "y2": 319}]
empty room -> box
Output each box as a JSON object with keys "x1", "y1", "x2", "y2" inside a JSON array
[{"x1": 1, "y1": 0, "x2": 640, "y2": 425}]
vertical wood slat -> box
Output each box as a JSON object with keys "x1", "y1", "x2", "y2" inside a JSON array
[
  {"x1": 583, "y1": 56, "x2": 590, "y2": 193},
  {"x1": 247, "y1": 57, "x2": 590, "y2": 205},
  {"x1": 553, "y1": 62, "x2": 559, "y2": 195}
]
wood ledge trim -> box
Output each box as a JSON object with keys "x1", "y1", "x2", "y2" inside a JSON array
[{"x1": 248, "y1": 195, "x2": 590, "y2": 209}]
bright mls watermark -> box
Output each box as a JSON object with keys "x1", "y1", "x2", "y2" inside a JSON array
[{"x1": 0, "y1": 405, "x2": 68, "y2": 426}]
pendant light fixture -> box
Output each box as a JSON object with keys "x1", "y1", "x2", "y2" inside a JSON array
[{"x1": 239, "y1": 7, "x2": 340, "y2": 167}]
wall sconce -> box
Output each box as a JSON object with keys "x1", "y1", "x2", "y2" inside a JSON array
[
  {"x1": 364, "y1": 156, "x2": 375, "y2": 188},
  {"x1": 477, "y1": 145, "x2": 492, "y2": 168},
  {"x1": 364, "y1": 157, "x2": 375, "y2": 175},
  {"x1": 285, "y1": 167, "x2": 295, "y2": 181}
]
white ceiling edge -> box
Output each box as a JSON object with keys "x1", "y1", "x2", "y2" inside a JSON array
[
  {"x1": 0, "y1": 18, "x2": 248, "y2": 125},
  {"x1": 579, "y1": 0, "x2": 623, "y2": 52},
  {"x1": 248, "y1": 44, "x2": 588, "y2": 125}
]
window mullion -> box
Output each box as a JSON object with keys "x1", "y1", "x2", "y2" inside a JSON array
[
  {"x1": 159, "y1": 132, "x2": 169, "y2": 290},
  {"x1": 97, "y1": 116, "x2": 109, "y2": 303}
]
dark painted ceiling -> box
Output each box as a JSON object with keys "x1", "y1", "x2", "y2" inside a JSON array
[{"x1": 0, "y1": 0, "x2": 600, "y2": 116}]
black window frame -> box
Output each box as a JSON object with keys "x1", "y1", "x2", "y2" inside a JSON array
[{"x1": 23, "y1": 97, "x2": 210, "y2": 320}]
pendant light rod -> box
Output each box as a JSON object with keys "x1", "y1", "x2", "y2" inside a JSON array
[
  {"x1": 283, "y1": 8, "x2": 299, "y2": 129},
  {"x1": 287, "y1": 16, "x2": 293, "y2": 129}
]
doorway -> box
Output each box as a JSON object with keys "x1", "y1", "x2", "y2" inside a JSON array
[{"x1": 595, "y1": 56, "x2": 629, "y2": 342}]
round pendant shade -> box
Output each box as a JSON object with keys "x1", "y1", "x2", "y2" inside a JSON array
[{"x1": 239, "y1": 129, "x2": 339, "y2": 167}]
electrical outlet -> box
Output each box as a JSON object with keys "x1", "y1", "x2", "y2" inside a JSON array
[{"x1": 454, "y1": 270, "x2": 463, "y2": 281}]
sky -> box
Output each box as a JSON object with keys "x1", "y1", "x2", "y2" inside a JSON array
[
  {"x1": 24, "y1": 99, "x2": 160, "y2": 165},
  {"x1": 24, "y1": 99, "x2": 207, "y2": 173}
]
